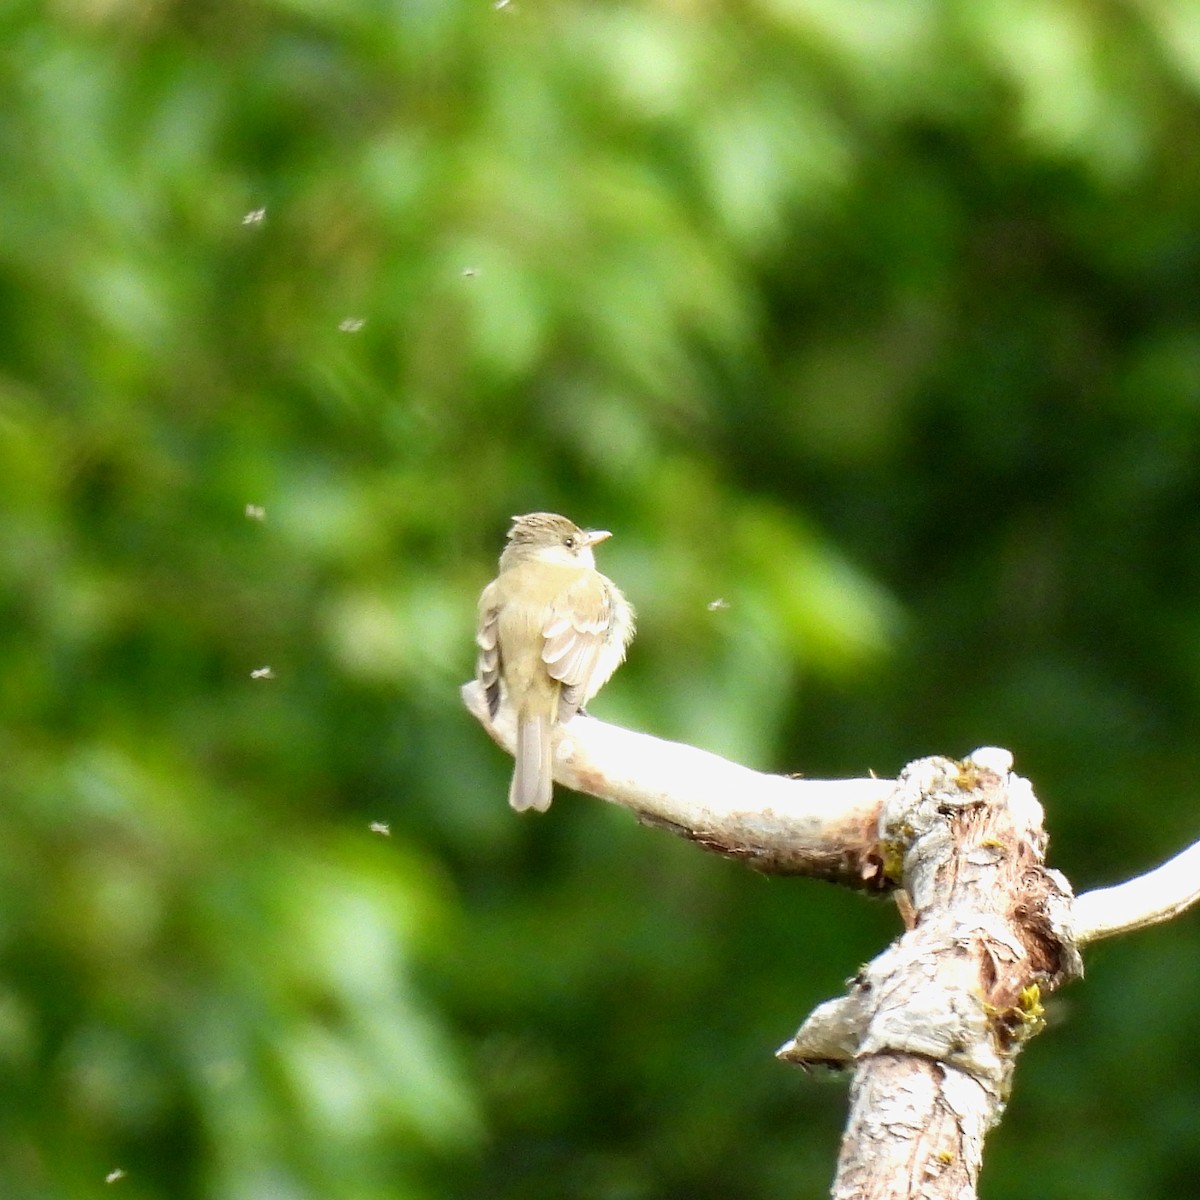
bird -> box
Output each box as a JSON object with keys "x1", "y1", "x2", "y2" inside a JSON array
[{"x1": 476, "y1": 512, "x2": 635, "y2": 812}]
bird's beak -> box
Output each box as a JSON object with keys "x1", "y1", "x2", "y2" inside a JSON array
[{"x1": 585, "y1": 529, "x2": 612, "y2": 546}]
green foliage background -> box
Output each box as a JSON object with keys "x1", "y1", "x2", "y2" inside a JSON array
[{"x1": 4, "y1": 0, "x2": 1200, "y2": 1196}]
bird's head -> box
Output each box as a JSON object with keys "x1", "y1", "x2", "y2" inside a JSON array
[{"x1": 501, "y1": 512, "x2": 611, "y2": 570}]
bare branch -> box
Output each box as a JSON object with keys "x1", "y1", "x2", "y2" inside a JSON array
[
  {"x1": 1072, "y1": 837, "x2": 1200, "y2": 945},
  {"x1": 779, "y1": 752, "x2": 1081, "y2": 1200},
  {"x1": 461, "y1": 681, "x2": 893, "y2": 885},
  {"x1": 464, "y1": 684, "x2": 1200, "y2": 1195}
]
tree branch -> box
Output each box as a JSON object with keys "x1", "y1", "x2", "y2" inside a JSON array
[
  {"x1": 461, "y1": 681, "x2": 893, "y2": 886},
  {"x1": 778, "y1": 750, "x2": 1081, "y2": 1200},
  {"x1": 463, "y1": 685, "x2": 1200, "y2": 1198},
  {"x1": 1073, "y1": 837, "x2": 1200, "y2": 944}
]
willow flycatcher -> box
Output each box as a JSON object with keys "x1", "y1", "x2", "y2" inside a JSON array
[{"x1": 476, "y1": 512, "x2": 635, "y2": 812}]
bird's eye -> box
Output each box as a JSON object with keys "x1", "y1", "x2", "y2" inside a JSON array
[{"x1": 563, "y1": 535, "x2": 577, "y2": 550}]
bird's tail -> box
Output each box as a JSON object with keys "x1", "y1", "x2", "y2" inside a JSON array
[{"x1": 510, "y1": 712, "x2": 553, "y2": 812}]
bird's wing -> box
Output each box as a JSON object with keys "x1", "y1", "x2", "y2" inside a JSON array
[
  {"x1": 476, "y1": 580, "x2": 503, "y2": 719},
  {"x1": 541, "y1": 573, "x2": 632, "y2": 719}
]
